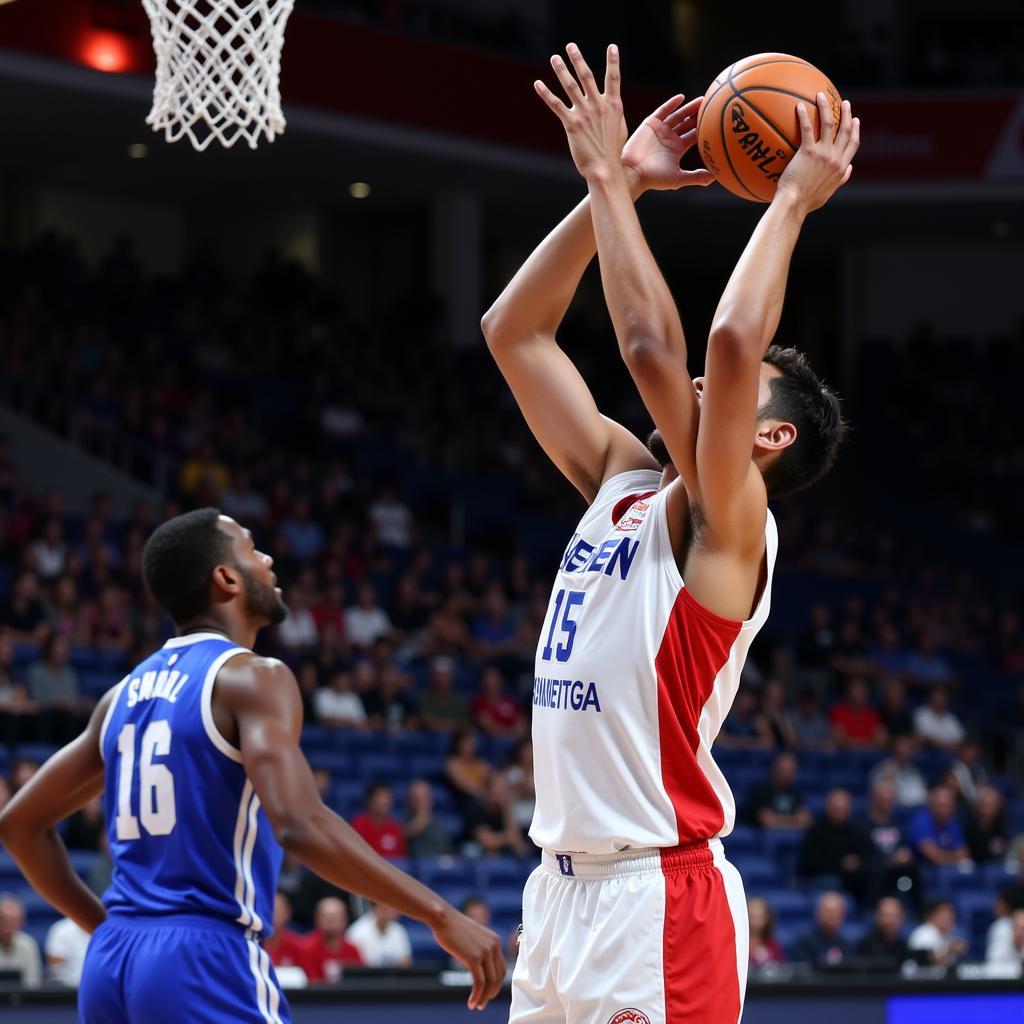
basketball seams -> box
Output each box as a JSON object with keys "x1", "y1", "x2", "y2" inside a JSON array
[
  {"x1": 718, "y1": 93, "x2": 761, "y2": 202},
  {"x1": 700, "y1": 57, "x2": 810, "y2": 122}
]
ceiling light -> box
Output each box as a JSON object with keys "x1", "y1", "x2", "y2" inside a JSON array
[
  {"x1": 349, "y1": 182, "x2": 371, "y2": 199},
  {"x1": 127, "y1": 144, "x2": 148, "y2": 160}
]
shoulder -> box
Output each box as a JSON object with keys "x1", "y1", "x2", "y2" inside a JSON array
[{"x1": 214, "y1": 654, "x2": 299, "y2": 715}]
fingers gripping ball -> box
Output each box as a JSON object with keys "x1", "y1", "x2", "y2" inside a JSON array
[{"x1": 696, "y1": 53, "x2": 842, "y2": 202}]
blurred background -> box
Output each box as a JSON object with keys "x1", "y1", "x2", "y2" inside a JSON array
[{"x1": 0, "y1": 0, "x2": 1021, "y2": 1021}]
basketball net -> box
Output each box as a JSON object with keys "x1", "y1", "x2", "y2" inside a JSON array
[{"x1": 142, "y1": 0, "x2": 295, "y2": 151}]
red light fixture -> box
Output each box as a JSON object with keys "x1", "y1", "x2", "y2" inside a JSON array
[{"x1": 80, "y1": 30, "x2": 134, "y2": 73}]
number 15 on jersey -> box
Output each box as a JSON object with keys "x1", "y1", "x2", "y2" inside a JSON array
[{"x1": 541, "y1": 588, "x2": 585, "y2": 663}]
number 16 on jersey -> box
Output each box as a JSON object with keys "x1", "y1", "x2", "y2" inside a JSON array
[{"x1": 541, "y1": 589, "x2": 585, "y2": 663}]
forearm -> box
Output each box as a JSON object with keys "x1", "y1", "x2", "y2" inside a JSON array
[
  {"x1": 587, "y1": 169, "x2": 685, "y2": 358},
  {"x1": 282, "y1": 803, "x2": 450, "y2": 928},
  {"x1": 4, "y1": 829, "x2": 106, "y2": 933},
  {"x1": 482, "y1": 176, "x2": 643, "y2": 344},
  {"x1": 710, "y1": 191, "x2": 805, "y2": 350}
]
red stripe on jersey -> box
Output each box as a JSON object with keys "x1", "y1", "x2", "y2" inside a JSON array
[
  {"x1": 661, "y1": 854, "x2": 742, "y2": 1023},
  {"x1": 655, "y1": 587, "x2": 742, "y2": 845},
  {"x1": 611, "y1": 490, "x2": 658, "y2": 527}
]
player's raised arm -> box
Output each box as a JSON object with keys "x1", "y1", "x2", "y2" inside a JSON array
[
  {"x1": 535, "y1": 43, "x2": 707, "y2": 502},
  {"x1": 216, "y1": 655, "x2": 505, "y2": 1011},
  {"x1": 696, "y1": 94, "x2": 860, "y2": 544},
  {"x1": 482, "y1": 59, "x2": 712, "y2": 502},
  {"x1": 0, "y1": 691, "x2": 114, "y2": 933}
]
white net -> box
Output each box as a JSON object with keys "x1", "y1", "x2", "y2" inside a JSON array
[{"x1": 142, "y1": 0, "x2": 295, "y2": 151}]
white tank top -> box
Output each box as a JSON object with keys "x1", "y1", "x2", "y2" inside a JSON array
[{"x1": 529, "y1": 469, "x2": 777, "y2": 854}]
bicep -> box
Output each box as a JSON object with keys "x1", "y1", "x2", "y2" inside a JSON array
[
  {"x1": 695, "y1": 339, "x2": 765, "y2": 540},
  {"x1": 493, "y1": 337, "x2": 653, "y2": 500}
]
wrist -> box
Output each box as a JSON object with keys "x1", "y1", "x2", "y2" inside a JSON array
[
  {"x1": 771, "y1": 186, "x2": 809, "y2": 223},
  {"x1": 423, "y1": 896, "x2": 451, "y2": 932},
  {"x1": 621, "y1": 164, "x2": 646, "y2": 201},
  {"x1": 586, "y1": 163, "x2": 630, "y2": 192}
]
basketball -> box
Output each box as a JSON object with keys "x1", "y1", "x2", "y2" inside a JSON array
[{"x1": 696, "y1": 53, "x2": 843, "y2": 202}]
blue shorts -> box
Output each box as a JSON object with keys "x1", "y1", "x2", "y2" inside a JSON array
[{"x1": 79, "y1": 913, "x2": 291, "y2": 1024}]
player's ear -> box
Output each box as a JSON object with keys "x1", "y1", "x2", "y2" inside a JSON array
[
  {"x1": 211, "y1": 563, "x2": 241, "y2": 598},
  {"x1": 755, "y1": 419, "x2": 796, "y2": 452}
]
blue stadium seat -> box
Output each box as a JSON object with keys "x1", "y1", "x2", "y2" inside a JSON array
[
  {"x1": 486, "y1": 888, "x2": 524, "y2": 916},
  {"x1": 751, "y1": 889, "x2": 811, "y2": 922},
  {"x1": 306, "y1": 751, "x2": 352, "y2": 776},
  {"x1": 416, "y1": 858, "x2": 482, "y2": 891},
  {"x1": 300, "y1": 726, "x2": 332, "y2": 750},
  {"x1": 405, "y1": 920, "x2": 444, "y2": 964},
  {"x1": 734, "y1": 855, "x2": 784, "y2": 887},
  {"x1": 478, "y1": 857, "x2": 536, "y2": 888},
  {"x1": 407, "y1": 754, "x2": 445, "y2": 781},
  {"x1": 357, "y1": 752, "x2": 405, "y2": 782}
]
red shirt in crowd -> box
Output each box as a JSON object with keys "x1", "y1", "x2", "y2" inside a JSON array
[
  {"x1": 829, "y1": 703, "x2": 884, "y2": 742},
  {"x1": 265, "y1": 928, "x2": 309, "y2": 970},
  {"x1": 351, "y1": 813, "x2": 407, "y2": 858},
  {"x1": 471, "y1": 695, "x2": 524, "y2": 734},
  {"x1": 300, "y1": 931, "x2": 364, "y2": 983}
]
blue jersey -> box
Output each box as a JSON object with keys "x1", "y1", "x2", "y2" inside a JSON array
[{"x1": 99, "y1": 632, "x2": 283, "y2": 939}]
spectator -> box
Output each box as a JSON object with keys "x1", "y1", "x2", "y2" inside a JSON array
[
  {"x1": 31, "y1": 518, "x2": 66, "y2": 580},
  {"x1": 444, "y1": 727, "x2": 491, "y2": 810},
  {"x1": 85, "y1": 833, "x2": 113, "y2": 898},
  {"x1": 369, "y1": 485, "x2": 414, "y2": 550},
  {"x1": 471, "y1": 587, "x2": 518, "y2": 665},
  {"x1": 753, "y1": 679, "x2": 798, "y2": 749},
  {"x1": 420, "y1": 657, "x2": 469, "y2": 733},
  {"x1": 44, "y1": 917, "x2": 90, "y2": 986},
  {"x1": 346, "y1": 903, "x2": 412, "y2": 968},
  {"x1": 792, "y1": 891, "x2": 850, "y2": 967},
  {"x1": 27, "y1": 631, "x2": 86, "y2": 745},
  {"x1": 985, "y1": 908, "x2": 1024, "y2": 977},
  {"x1": 302, "y1": 898, "x2": 363, "y2": 983},
  {"x1": 946, "y1": 737, "x2": 988, "y2": 804},
  {"x1": 264, "y1": 892, "x2": 310, "y2": 973},
  {"x1": 64, "y1": 796, "x2": 105, "y2": 851},
  {"x1": 405, "y1": 779, "x2": 454, "y2": 859},
  {"x1": 908, "y1": 899, "x2": 967, "y2": 967},
  {"x1": 46, "y1": 574, "x2": 83, "y2": 644},
  {"x1": 799, "y1": 788, "x2": 875, "y2": 905},
  {"x1": 854, "y1": 897, "x2": 910, "y2": 971},
  {"x1": 219, "y1": 469, "x2": 269, "y2": 526},
  {"x1": 795, "y1": 603, "x2": 837, "y2": 672},
  {"x1": 276, "y1": 585, "x2": 319, "y2": 653},
  {"x1": 829, "y1": 677, "x2": 887, "y2": 749},
  {"x1": 869, "y1": 735, "x2": 928, "y2": 808},
  {"x1": 862, "y1": 780, "x2": 921, "y2": 909},
  {"x1": 913, "y1": 685, "x2": 965, "y2": 750},
  {"x1": 178, "y1": 439, "x2": 229, "y2": 500},
  {"x1": 280, "y1": 499, "x2": 325, "y2": 562},
  {"x1": 471, "y1": 666, "x2": 525, "y2": 739},
  {"x1": 904, "y1": 631, "x2": 956, "y2": 689},
  {"x1": 1, "y1": 571, "x2": 49, "y2": 644},
  {"x1": 345, "y1": 584, "x2": 392, "y2": 650},
  {"x1": 718, "y1": 689, "x2": 770, "y2": 750},
  {"x1": 363, "y1": 665, "x2": 419, "y2": 731},
  {"x1": 870, "y1": 623, "x2": 908, "y2": 678},
  {"x1": 0, "y1": 632, "x2": 38, "y2": 746},
  {"x1": 8, "y1": 758, "x2": 40, "y2": 795},
  {"x1": 0, "y1": 895, "x2": 42, "y2": 988},
  {"x1": 964, "y1": 785, "x2": 1009, "y2": 864},
  {"x1": 310, "y1": 582, "x2": 347, "y2": 638},
  {"x1": 908, "y1": 786, "x2": 970, "y2": 867},
  {"x1": 314, "y1": 670, "x2": 367, "y2": 730},
  {"x1": 80, "y1": 583, "x2": 133, "y2": 651},
  {"x1": 465, "y1": 773, "x2": 529, "y2": 858},
  {"x1": 503, "y1": 740, "x2": 536, "y2": 835},
  {"x1": 831, "y1": 620, "x2": 875, "y2": 684},
  {"x1": 742, "y1": 752, "x2": 812, "y2": 830},
  {"x1": 877, "y1": 677, "x2": 914, "y2": 738},
  {"x1": 351, "y1": 783, "x2": 407, "y2": 859},
  {"x1": 748, "y1": 896, "x2": 785, "y2": 971},
  {"x1": 791, "y1": 689, "x2": 832, "y2": 750}
]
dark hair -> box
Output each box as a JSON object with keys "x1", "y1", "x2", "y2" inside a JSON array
[
  {"x1": 364, "y1": 782, "x2": 392, "y2": 802},
  {"x1": 460, "y1": 895, "x2": 488, "y2": 914},
  {"x1": 924, "y1": 899, "x2": 954, "y2": 919},
  {"x1": 142, "y1": 508, "x2": 233, "y2": 623},
  {"x1": 759, "y1": 346, "x2": 847, "y2": 497}
]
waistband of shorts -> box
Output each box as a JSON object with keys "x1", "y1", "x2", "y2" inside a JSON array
[
  {"x1": 541, "y1": 837, "x2": 724, "y2": 879},
  {"x1": 104, "y1": 910, "x2": 263, "y2": 939}
]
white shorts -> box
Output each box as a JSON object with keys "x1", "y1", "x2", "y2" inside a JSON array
[{"x1": 509, "y1": 839, "x2": 748, "y2": 1024}]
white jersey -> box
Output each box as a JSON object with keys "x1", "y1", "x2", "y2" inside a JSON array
[{"x1": 529, "y1": 469, "x2": 777, "y2": 854}]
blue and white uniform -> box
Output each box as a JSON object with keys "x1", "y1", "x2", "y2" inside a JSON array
[{"x1": 79, "y1": 632, "x2": 289, "y2": 1024}]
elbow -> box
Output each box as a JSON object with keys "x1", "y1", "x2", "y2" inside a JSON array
[
  {"x1": 621, "y1": 332, "x2": 675, "y2": 379},
  {"x1": 271, "y1": 814, "x2": 312, "y2": 853},
  {"x1": 480, "y1": 306, "x2": 505, "y2": 349},
  {"x1": 708, "y1": 320, "x2": 763, "y2": 363}
]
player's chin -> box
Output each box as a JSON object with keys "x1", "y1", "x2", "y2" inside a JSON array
[{"x1": 645, "y1": 428, "x2": 672, "y2": 468}]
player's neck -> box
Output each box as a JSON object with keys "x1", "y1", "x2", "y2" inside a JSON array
[
  {"x1": 176, "y1": 615, "x2": 256, "y2": 650},
  {"x1": 659, "y1": 464, "x2": 680, "y2": 490}
]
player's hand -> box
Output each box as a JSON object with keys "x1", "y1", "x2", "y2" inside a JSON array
[
  {"x1": 432, "y1": 909, "x2": 506, "y2": 1010},
  {"x1": 774, "y1": 93, "x2": 860, "y2": 216},
  {"x1": 621, "y1": 95, "x2": 715, "y2": 193},
  {"x1": 535, "y1": 43, "x2": 628, "y2": 182}
]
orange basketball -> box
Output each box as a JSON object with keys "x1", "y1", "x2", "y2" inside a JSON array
[{"x1": 696, "y1": 53, "x2": 842, "y2": 203}]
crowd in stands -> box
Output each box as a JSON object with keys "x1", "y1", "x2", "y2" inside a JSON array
[{"x1": 0, "y1": 235, "x2": 1021, "y2": 986}]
